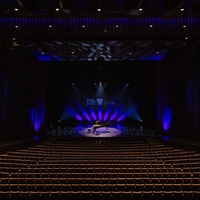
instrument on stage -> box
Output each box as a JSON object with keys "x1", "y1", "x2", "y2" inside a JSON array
[{"x1": 92, "y1": 121, "x2": 109, "y2": 133}]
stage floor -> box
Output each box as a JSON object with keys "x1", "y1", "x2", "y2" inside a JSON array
[
  {"x1": 79, "y1": 127, "x2": 121, "y2": 137},
  {"x1": 46, "y1": 126, "x2": 158, "y2": 138}
]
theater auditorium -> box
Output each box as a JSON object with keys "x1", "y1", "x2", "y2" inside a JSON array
[{"x1": 0, "y1": 0, "x2": 200, "y2": 199}]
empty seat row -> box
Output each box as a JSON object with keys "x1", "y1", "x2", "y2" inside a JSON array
[
  {"x1": 1, "y1": 177, "x2": 200, "y2": 184},
  {"x1": 0, "y1": 190, "x2": 200, "y2": 199},
  {"x1": 1, "y1": 182, "x2": 200, "y2": 191},
  {"x1": 2, "y1": 171, "x2": 199, "y2": 179},
  {"x1": 17, "y1": 167, "x2": 200, "y2": 174}
]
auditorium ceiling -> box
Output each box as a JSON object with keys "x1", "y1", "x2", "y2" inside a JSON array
[
  {"x1": 1, "y1": 0, "x2": 200, "y2": 61},
  {"x1": 18, "y1": 39, "x2": 183, "y2": 61}
]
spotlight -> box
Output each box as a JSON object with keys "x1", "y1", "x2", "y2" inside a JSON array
[
  {"x1": 58, "y1": 0, "x2": 64, "y2": 9},
  {"x1": 103, "y1": 83, "x2": 107, "y2": 88},
  {"x1": 16, "y1": 0, "x2": 24, "y2": 8}
]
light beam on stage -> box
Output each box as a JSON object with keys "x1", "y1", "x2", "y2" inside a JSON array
[
  {"x1": 163, "y1": 107, "x2": 172, "y2": 132},
  {"x1": 117, "y1": 113, "x2": 126, "y2": 122},
  {"x1": 103, "y1": 112, "x2": 109, "y2": 121},
  {"x1": 58, "y1": 82, "x2": 142, "y2": 129}
]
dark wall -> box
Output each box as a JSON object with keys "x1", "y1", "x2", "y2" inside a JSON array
[
  {"x1": 157, "y1": 44, "x2": 200, "y2": 140},
  {"x1": 0, "y1": 47, "x2": 47, "y2": 142}
]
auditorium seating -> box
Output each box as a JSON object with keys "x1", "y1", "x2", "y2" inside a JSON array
[{"x1": 0, "y1": 137, "x2": 200, "y2": 199}]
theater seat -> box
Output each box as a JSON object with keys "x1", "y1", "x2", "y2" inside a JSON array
[{"x1": 121, "y1": 191, "x2": 132, "y2": 198}]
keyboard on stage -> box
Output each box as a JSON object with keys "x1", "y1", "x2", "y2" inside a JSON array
[{"x1": 91, "y1": 121, "x2": 109, "y2": 133}]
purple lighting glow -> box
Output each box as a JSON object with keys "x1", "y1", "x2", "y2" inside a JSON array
[
  {"x1": 84, "y1": 112, "x2": 92, "y2": 121},
  {"x1": 98, "y1": 109, "x2": 103, "y2": 121},
  {"x1": 90, "y1": 110, "x2": 97, "y2": 121},
  {"x1": 117, "y1": 113, "x2": 126, "y2": 122},
  {"x1": 75, "y1": 113, "x2": 83, "y2": 121},
  {"x1": 59, "y1": 83, "x2": 141, "y2": 125},
  {"x1": 30, "y1": 106, "x2": 44, "y2": 132},
  {"x1": 163, "y1": 107, "x2": 172, "y2": 131},
  {"x1": 110, "y1": 110, "x2": 119, "y2": 121},
  {"x1": 60, "y1": 99, "x2": 140, "y2": 124},
  {"x1": 103, "y1": 112, "x2": 109, "y2": 121}
]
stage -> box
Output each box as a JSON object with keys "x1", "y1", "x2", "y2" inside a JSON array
[
  {"x1": 46, "y1": 125, "x2": 158, "y2": 138},
  {"x1": 79, "y1": 127, "x2": 121, "y2": 137}
]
